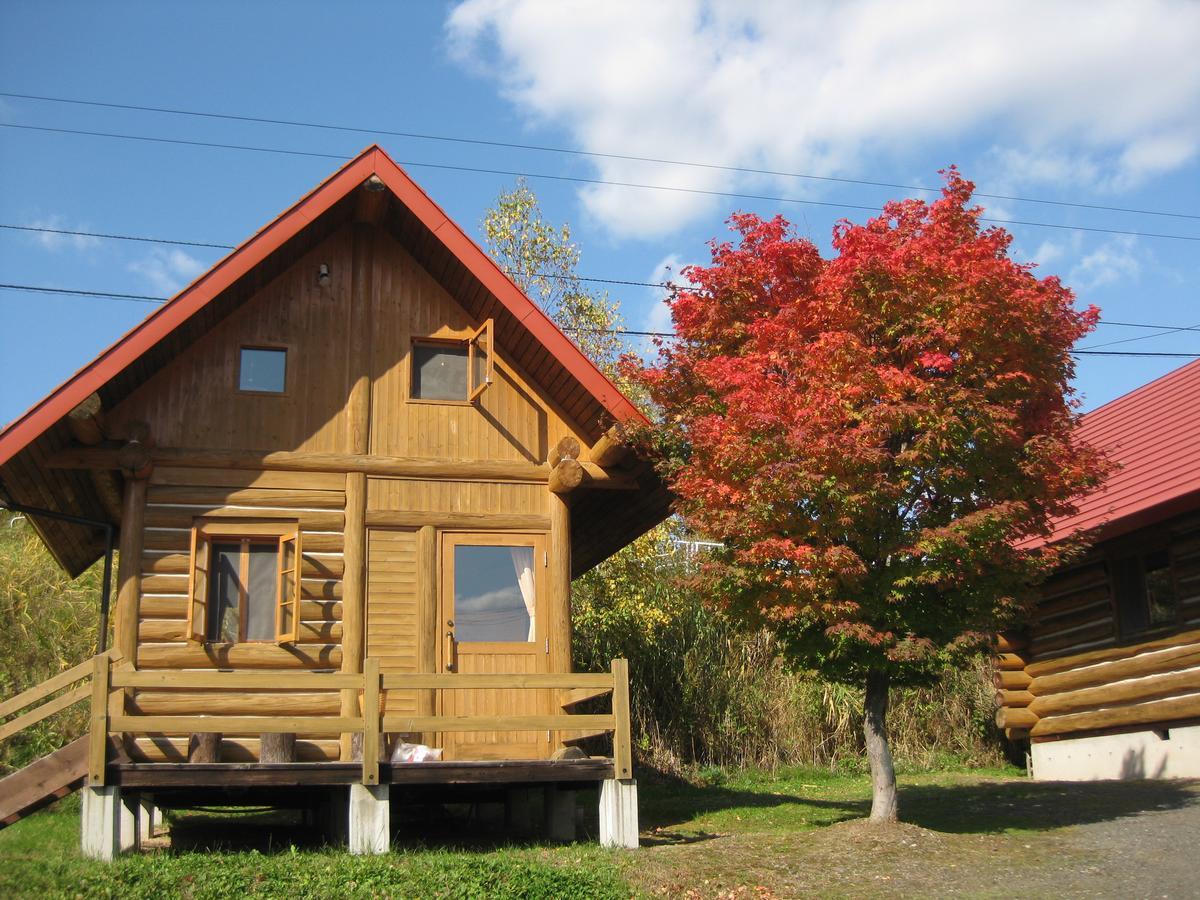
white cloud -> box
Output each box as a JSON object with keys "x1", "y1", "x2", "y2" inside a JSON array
[
  {"x1": 127, "y1": 248, "x2": 206, "y2": 295},
  {"x1": 446, "y1": 0, "x2": 1200, "y2": 238},
  {"x1": 26, "y1": 215, "x2": 101, "y2": 252},
  {"x1": 1069, "y1": 236, "x2": 1142, "y2": 291},
  {"x1": 643, "y1": 253, "x2": 693, "y2": 333}
]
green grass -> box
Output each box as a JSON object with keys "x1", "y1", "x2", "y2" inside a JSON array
[{"x1": 8, "y1": 763, "x2": 1191, "y2": 899}]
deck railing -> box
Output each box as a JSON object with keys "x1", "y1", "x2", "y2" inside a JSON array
[{"x1": 94, "y1": 658, "x2": 632, "y2": 786}]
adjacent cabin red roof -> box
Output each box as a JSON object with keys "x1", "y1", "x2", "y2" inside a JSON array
[{"x1": 1038, "y1": 358, "x2": 1200, "y2": 546}]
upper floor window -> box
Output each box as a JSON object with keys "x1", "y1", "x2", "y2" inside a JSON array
[
  {"x1": 1111, "y1": 545, "x2": 1178, "y2": 640},
  {"x1": 187, "y1": 520, "x2": 301, "y2": 644},
  {"x1": 239, "y1": 347, "x2": 287, "y2": 393},
  {"x1": 410, "y1": 319, "x2": 493, "y2": 402}
]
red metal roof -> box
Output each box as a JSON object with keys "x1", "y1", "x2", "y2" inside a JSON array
[
  {"x1": 1037, "y1": 359, "x2": 1200, "y2": 545},
  {"x1": 0, "y1": 145, "x2": 645, "y2": 469}
]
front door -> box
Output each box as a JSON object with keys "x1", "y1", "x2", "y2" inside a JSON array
[{"x1": 438, "y1": 532, "x2": 548, "y2": 760}]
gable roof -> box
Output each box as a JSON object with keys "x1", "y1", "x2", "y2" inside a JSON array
[
  {"x1": 0, "y1": 146, "x2": 665, "y2": 576},
  {"x1": 1038, "y1": 358, "x2": 1200, "y2": 547}
]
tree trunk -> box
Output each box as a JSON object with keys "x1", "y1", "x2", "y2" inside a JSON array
[{"x1": 863, "y1": 670, "x2": 898, "y2": 823}]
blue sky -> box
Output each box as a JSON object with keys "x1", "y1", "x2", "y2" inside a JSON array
[{"x1": 1, "y1": 0, "x2": 1198, "y2": 426}]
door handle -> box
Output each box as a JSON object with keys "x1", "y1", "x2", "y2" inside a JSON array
[{"x1": 445, "y1": 627, "x2": 457, "y2": 672}]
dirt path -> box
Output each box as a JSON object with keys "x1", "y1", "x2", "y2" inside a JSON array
[{"x1": 628, "y1": 779, "x2": 1200, "y2": 898}]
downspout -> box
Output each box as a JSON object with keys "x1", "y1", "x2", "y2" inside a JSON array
[{"x1": 0, "y1": 498, "x2": 116, "y2": 653}]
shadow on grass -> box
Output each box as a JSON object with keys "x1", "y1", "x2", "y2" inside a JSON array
[{"x1": 638, "y1": 772, "x2": 1200, "y2": 836}]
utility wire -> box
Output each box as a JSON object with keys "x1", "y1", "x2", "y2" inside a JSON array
[
  {"x1": 0, "y1": 283, "x2": 1194, "y2": 358},
  {"x1": 2, "y1": 89, "x2": 1196, "y2": 222},
  {"x1": 5, "y1": 225, "x2": 1200, "y2": 339},
  {"x1": 4, "y1": 122, "x2": 1199, "y2": 244}
]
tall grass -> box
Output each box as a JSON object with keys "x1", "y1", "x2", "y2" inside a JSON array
[
  {"x1": 0, "y1": 513, "x2": 104, "y2": 773},
  {"x1": 573, "y1": 529, "x2": 1006, "y2": 774}
]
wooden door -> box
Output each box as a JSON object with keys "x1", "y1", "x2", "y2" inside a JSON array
[{"x1": 438, "y1": 532, "x2": 548, "y2": 760}]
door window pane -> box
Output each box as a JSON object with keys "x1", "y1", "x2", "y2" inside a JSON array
[
  {"x1": 454, "y1": 544, "x2": 535, "y2": 642},
  {"x1": 239, "y1": 348, "x2": 287, "y2": 392},
  {"x1": 412, "y1": 343, "x2": 468, "y2": 400}
]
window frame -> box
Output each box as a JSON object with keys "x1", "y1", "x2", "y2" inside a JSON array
[
  {"x1": 407, "y1": 319, "x2": 495, "y2": 405},
  {"x1": 236, "y1": 345, "x2": 290, "y2": 396},
  {"x1": 1107, "y1": 538, "x2": 1183, "y2": 643},
  {"x1": 186, "y1": 519, "x2": 302, "y2": 646}
]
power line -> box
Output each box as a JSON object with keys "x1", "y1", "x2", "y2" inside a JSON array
[
  {"x1": 3, "y1": 89, "x2": 1196, "y2": 222},
  {"x1": 1, "y1": 283, "x2": 1194, "y2": 359},
  {"x1": 4, "y1": 122, "x2": 1199, "y2": 244}
]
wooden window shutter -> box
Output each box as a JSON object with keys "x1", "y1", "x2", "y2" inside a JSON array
[
  {"x1": 186, "y1": 528, "x2": 211, "y2": 643},
  {"x1": 468, "y1": 318, "x2": 494, "y2": 402},
  {"x1": 275, "y1": 528, "x2": 302, "y2": 645}
]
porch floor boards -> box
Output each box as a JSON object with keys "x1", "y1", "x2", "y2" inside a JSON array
[{"x1": 108, "y1": 757, "x2": 614, "y2": 788}]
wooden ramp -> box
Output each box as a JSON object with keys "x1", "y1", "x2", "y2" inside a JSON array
[{"x1": 0, "y1": 737, "x2": 88, "y2": 829}]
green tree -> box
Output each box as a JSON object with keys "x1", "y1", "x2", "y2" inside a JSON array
[{"x1": 482, "y1": 179, "x2": 626, "y2": 380}]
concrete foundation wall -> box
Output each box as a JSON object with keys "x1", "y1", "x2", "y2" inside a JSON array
[{"x1": 1031, "y1": 724, "x2": 1200, "y2": 780}]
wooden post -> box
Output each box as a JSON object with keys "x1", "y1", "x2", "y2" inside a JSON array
[
  {"x1": 88, "y1": 653, "x2": 110, "y2": 786},
  {"x1": 113, "y1": 477, "x2": 146, "y2": 664},
  {"x1": 417, "y1": 525, "x2": 437, "y2": 724},
  {"x1": 611, "y1": 658, "x2": 633, "y2": 781},
  {"x1": 188, "y1": 733, "x2": 222, "y2": 763},
  {"x1": 341, "y1": 473, "x2": 367, "y2": 760},
  {"x1": 549, "y1": 493, "x2": 573, "y2": 751},
  {"x1": 260, "y1": 733, "x2": 297, "y2": 763},
  {"x1": 362, "y1": 658, "x2": 380, "y2": 786}
]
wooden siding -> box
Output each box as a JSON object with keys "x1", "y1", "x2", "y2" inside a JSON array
[{"x1": 367, "y1": 529, "x2": 419, "y2": 719}]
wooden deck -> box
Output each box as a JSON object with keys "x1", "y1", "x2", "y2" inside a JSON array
[{"x1": 109, "y1": 757, "x2": 615, "y2": 788}]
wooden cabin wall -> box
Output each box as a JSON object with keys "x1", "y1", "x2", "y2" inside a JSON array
[
  {"x1": 107, "y1": 222, "x2": 585, "y2": 762},
  {"x1": 996, "y1": 509, "x2": 1200, "y2": 743}
]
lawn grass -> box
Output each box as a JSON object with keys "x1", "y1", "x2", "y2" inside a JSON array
[{"x1": 6, "y1": 762, "x2": 1191, "y2": 899}]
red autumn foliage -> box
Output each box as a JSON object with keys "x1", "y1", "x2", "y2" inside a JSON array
[{"x1": 629, "y1": 169, "x2": 1110, "y2": 685}]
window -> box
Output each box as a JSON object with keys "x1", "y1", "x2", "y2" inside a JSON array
[
  {"x1": 410, "y1": 319, "x2": 494, "y2": 402},
  {"x1": 1111, "y1": 545, "x2": 1178, "y2": 639},
  {"x1": 453, "y1": 543, "x2": 536, "y2": 643},
  {"x1": 238, "y1": 347, "x2": 287, "y2": 393},
  {"x1": 187, "y1": 521, "x2": 301, "y2": 644}
]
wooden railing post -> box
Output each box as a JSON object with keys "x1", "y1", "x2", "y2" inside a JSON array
[
  {"x1": 362, "y1": 658, "x2": 380, "y2": 786},
  {"x1": 88, "y1": 652, "x2": 111, "y2": 786},
  {"x1": 610, "y1": 659, "x2": 632, "y2": 780}
]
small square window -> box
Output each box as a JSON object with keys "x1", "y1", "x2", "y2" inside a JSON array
[
  {"x1": 239, "y1": 347, "x2": 287, "y2": 393},
  {"x1": 412, "y1": 343, "x2": 468, "y2": 401}
]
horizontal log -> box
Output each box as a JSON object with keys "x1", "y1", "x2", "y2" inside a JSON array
[
  {"x1": 1029, "y1": 645, "x2": 1200, "y2": 697},
  {"x1": 364, "y1": 511, "x2": 550, "y2": 531},
  {"x1": 144, "y1": 506, "x2": 344, "y2": 531},
  {"x1": 996, "y1": 634, "x2": 1028, "y2": 654},
  {"x1": 995, "y1": 689, "x2": 1035, "y2": 708},
  {"x1": 146, "y1": 486, "x2": 346, "y2": 509},
  {"x1": 50, "y1": 447, "x2": 553, "y2": 483},
  {"x1": 138, "y1": 597, "x2": 341, "y2": 622},
  {"x1": 67, "y1": 392, "x2": 106, "y2": 444},
  {"x1": 141, "y1": 556, "x2": 342, "y2": 583},
  {"x1": 993, "y1": 670, "x2": 1033, "y2": 691},
  {"x1": 137, "y1": 619, "x2": 342, "y2": 643},
  {"x1": 128, "y1": 736, "x2": 339, "y2": 762},
  {"x1": 380, "y1": 673, "x2": 614, "y2": 690},
  {"x1": 589, "y1": 424, "x2": 630, "y2": 468},
  {"x1": 143, "y1": 530, "x2": 344, "y2": 555},
  {"x1": 1028, "y1": 667, "x2": 1200, "y2": 718},
  {"x1": 112, "y1": 714, "x2": 362, "y2": 734},
  {"x1": 995, "y1": 653, "x2": 1027, "y2": 672},
  {"x1": 381, "y1": 714, "x2": 615, "y2": 733},
  {"x1": 579, "y1": 462, "x2": 638, "y2": 490},
  {"x1": 1031, "y1": 692, "x2": 1200, "y2": 738},
  {"x1": 128, "y1": 691, "x2": 342, "y2": 716},
  {"x1": 1030, "y1": 622, "x2": 1115, "y2": 658},
  {"x1": 994, "y1": 707, "x2": 1038, "y2": 730},
  {"x1": 1025, "y1": 627, "x2": 1200, "y2": 678},
  {"x1": 151, "y1": 466, "x2": 346, "y2": 491},
  {"x1": 114, "y1": 669, "x2": 360, "y2": 690},
  {"x1": 136, "y1": 642, "x2": 342, "y2": 669}
]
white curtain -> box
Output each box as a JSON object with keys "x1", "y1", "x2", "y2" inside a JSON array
[{"x1": 510, "y1": 546, "x2": 536, "y2": 642}]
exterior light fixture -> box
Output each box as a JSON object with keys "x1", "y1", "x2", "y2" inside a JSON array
[{"x1": 317, "y1": 264, "x2": 331, "y2": 288}]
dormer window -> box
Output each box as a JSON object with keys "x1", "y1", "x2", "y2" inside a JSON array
[
  {"x1": 410, "y1": 319, "x2": 494, "y2": 402},
  {"x1": 239, "y1": 347, "x2": 287, "y2": 393}
]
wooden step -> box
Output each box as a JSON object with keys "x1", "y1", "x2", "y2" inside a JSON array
[{"x1": 0, "y1": 737, "x2": 89, "y2": 829}]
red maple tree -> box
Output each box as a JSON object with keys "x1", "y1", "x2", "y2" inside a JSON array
[{"x1": 630, "y1": 170, "x2": 1109, "y2": 822}]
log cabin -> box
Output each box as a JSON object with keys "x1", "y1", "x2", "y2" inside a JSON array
[
  {"x1": 0, "y1": 146, "x2": 670, "y2": 855},
  {"x1": 996, "y1": 359, "x2": 1200, "y2": 780}
]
